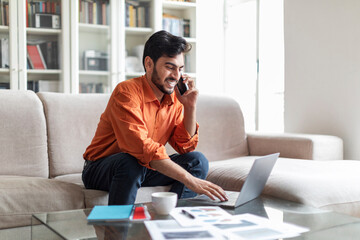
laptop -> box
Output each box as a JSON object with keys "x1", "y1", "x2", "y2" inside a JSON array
[{"x1": 188, "y1": 153, "x2": 279, "y2": 208}]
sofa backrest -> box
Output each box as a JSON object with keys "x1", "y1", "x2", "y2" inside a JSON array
[
  {"x1": 193, "y1": 94, "x2": 249, "y2": 161},
  {"x1": 37, "y1": 92, "x2": 248, "y2": 177},
  {"x1": 0, "y1": 90, "x2": 48, "y2": 177},
  {"x1": 37, "y1": 92, "x2": 110, "y2": 178}
]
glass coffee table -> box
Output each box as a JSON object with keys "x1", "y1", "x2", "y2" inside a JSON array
[{"x1": 31, "y1": 196, "x2": 360, "y2": 240}]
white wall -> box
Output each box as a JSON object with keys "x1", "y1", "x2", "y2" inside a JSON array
[{"x1": 284, "y1": 0, "x2": 360, "y2": 159}]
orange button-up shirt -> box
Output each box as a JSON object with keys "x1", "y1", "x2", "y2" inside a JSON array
[{"x1": 83, "y1": 75, "x2": 199, "y2": 169}]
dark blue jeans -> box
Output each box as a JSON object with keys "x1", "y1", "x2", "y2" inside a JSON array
[{"x1": 82, "y1": 151, "x2": 209, "y2": 205}]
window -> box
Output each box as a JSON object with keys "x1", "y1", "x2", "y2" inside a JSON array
[{"x1": 224, "y1": 0, "x2": 284, "y2": 132}]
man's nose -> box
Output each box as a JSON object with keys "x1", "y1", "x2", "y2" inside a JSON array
[{"x1": 172, "y1": 70, "x2": 181, "y2": 80}]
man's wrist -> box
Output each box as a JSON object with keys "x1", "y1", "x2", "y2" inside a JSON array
[
  {"x1": 182, "y1": 172, "x2": 194, "y2": 186},
  {"x1": 184, "y1": 105, "x2": 196, "y2": 112}
]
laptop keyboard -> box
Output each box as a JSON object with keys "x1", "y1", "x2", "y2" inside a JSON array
[{"x1": 193, "y1": 191, "x2": 239, "y2": 204}]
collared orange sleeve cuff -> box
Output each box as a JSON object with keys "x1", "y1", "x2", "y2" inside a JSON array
[
  {"x1": 138, "y1": 140, "x2": 170, "y2": 170},
  {"x1": 169, "y1": 121, "x2": 199, "y2": 154}
]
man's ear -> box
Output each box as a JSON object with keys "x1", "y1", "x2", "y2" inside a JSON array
[{"x1": 144, "y1": 56, "x2": 153, "y2": 72}]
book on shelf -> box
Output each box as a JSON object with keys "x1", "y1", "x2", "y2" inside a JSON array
[
  {"x1": 0, "y1": 82, "x2": 10, "y2": 89},
  {"x1": 27, "y1": 44, "x2": 47, "y2": 69},
  {"x1": 183, "y1": 19, "x2": 190, "y2": 38},
  {"x1": 79, "y1": 0, "x2": 110, "y2": 25},
  {"x1": 27, "y1": 41, "x2": 59, "y2": 70},
  {"x1": 26, "y1": 0, "x2": 61, "y2": 28},
  {"x1": 28, "y1": 80, "x2": 60, "y2": 93},
  {"x1": 0, "y1": 0, "x2": 9, "y2": 26},
  {"x1": 38, "y1": 41, "x2": 59, "y2": 69},
  {"x1": 125, "y1": 0, "x2": 150, "y2": 28},
  {"x1": 163, "y1": 13, "x2": 190, "y2": 38}
]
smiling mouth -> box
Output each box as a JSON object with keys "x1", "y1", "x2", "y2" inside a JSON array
[{"x1": 166, "y1": 79, "x2": 177, "y2": 88}]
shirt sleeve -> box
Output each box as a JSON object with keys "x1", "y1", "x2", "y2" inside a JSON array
[
  {"x1": 168, "y1": 104, "x2": 199, "y2": 154},
  {"x1": 108, "y1": 90, "x2": 169, "y2": 169}
]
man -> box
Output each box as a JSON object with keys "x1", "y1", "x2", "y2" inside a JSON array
[{"x1": 82, "y1": 30, "x2": 227, "y2": 205}]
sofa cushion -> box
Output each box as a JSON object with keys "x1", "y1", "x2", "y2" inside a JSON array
[
  {"x1": 37, "y1": 92, "x2": 110, "y2": 178},
  {"x1": 0, "y1": 176, "x2": 84, "y2": 229},
  {"x1": 0, "y1": 90, "x2": 48, "y2": 178},
  {"x1": 207, "y1": 157, "x2": 360, "y2": 217},
  {"x1": 54, "y1": 173, "x2": 172, "y2": 207},
  {"x1": 81, "y1": 186, "x2": 172, "y2": 208}
]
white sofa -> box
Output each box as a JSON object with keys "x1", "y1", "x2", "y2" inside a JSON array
[{"x1": 1, "y1": 90, "x2": 359, "y2": 231}]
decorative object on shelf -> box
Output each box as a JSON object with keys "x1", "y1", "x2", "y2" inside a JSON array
[
  {"x1": 79, "y1": 82, "x2": 105, "y2": 93},
  {"x1": 83, "y1": 50, "x2": 108, "y2": 71},
  {"x1": 35, "y1": 13, "x2": 60, "y2": 29},
  {"x1": 0, "y1": 37, "x2": 9, "y2": 68},
  {"x1": 125, "y1": 56, "x2": 142, "y2": 73},
  {"x1": 132, "y1": 44, "x2": 144, "y2": 60}
]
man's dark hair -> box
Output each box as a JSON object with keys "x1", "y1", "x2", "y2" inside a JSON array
[{"x1": 142, "y1": 30, "x2": 192, "y2": 71}]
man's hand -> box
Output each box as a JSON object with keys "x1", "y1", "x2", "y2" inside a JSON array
[
  {"x1": 175, "y1": 74, "x2": 198, "y2": 136},
  {"x1": 183, "y1": 175, "x2": 228, "y2": 202},
  {"x1": 175, "y1": 74, "x2": 198, "y2": 109},
  {"x1": 150, "y1": 158, "x2": 228, "y2": 202}
]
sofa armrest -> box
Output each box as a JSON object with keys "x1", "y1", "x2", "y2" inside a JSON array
[{"x1": 247, "y1": 132, "x2": 343, "y2": 160}]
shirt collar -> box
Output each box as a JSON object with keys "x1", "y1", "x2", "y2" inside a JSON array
[{"x1": 142, "y1": 75, "x2": 175, "y2": 106}]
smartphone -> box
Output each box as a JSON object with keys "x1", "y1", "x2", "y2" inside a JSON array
[{"x1": 177, "y1": 76, "x2": 189, "y2": 95}]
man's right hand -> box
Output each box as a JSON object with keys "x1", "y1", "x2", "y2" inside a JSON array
[
  {"x1": 150, "y1": 158, "x2": 228, "y2": 202},
  {"x1": 184, "y1": 175, "x2": 228, "y2": 202}
]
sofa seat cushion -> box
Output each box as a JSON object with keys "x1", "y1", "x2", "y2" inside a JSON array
[
  {"x1": 207, "y1": 157, "x2": 360, "y2": 217},
  {"x1": 82, "y1": 186, "x2": 172, "y2": 208},
  {"x1": 0, "y1": 176, "x2": 84, "y2": 229},
  {"x1": 54, "y1": 174, "x2": 171, "y2": 207},
  {"x1": 54, "y1": 173, "x2": 84, "y2": 186}
]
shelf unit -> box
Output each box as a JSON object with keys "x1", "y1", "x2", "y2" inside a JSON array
[
  {"x1": 0, "y1": 0, "x2": 69, "y2": 92},
  {"x1": 0, "y1": 1, "x2": 13, "y2": 89},
  {"x1": 3, "y1": 0, "x2": 197, "y2": 94}
]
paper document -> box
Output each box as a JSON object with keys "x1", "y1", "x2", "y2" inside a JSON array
[
  {"x1": 146, "y1": 207, "x2": 309, "y2": 240},
  {"x1": 170, "y1": 206, "x2": 232, "y2": 227},
  {"x1": 145, "y1": 220, "x2": 225, "y2": 240}
]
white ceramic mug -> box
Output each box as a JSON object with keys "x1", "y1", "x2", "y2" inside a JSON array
[{"x1": 151, "y1": 192, "x2": 178, "y2": 215}]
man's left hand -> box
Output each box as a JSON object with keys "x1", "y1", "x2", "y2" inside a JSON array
[{"x1": 175, "y1": 74, "x2": 198, "y2": 109}]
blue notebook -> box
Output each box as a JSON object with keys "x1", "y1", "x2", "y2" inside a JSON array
[{"x1": 87, "y1": 205, "x2": 134, "y2": 222}]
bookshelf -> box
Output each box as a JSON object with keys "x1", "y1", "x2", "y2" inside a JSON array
[
  {"x1": 5, "y1": 0, "x2": 197, "y2": 93},
  {"x1": 1, "y1": 0, "x2": 69, "y2": 92}
]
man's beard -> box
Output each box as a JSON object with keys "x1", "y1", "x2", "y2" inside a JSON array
[{"x1": 151, "y1": 67, "x2": 176, "y2": 95}]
